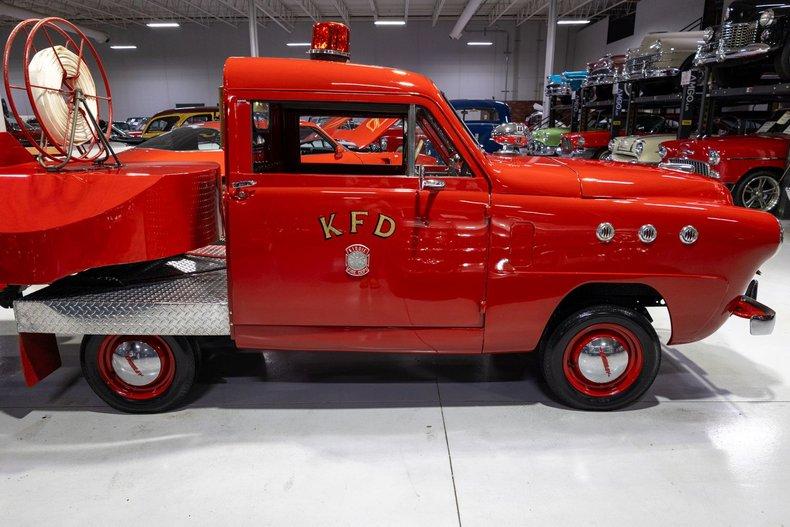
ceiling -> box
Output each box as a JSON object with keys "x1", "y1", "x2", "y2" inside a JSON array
[{"x1": 0, "y1": 0, "x2": 640, "y2": 32}]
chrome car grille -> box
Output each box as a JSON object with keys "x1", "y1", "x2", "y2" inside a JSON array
[
  {"x1": 667, "y1": 157, "x2": 710, "y2": 177},
  {"x1": 625, "y1": 53, "x2": 658, "y2": 76},
  {"x1": 720, "y1": 21, "x2": 758, "y2": 51}
]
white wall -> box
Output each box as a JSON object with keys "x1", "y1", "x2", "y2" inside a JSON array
[
  {"x1": 571, "y1": 0, "x2": 706, "y2": 68},
  {"x1": 1, "y1": 19, "x2": 573, "y2": 121}
]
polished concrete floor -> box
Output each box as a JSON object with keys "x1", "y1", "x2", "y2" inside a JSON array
[{"x1": 2, "y1": 226, "x2": 790, "y2": 525}]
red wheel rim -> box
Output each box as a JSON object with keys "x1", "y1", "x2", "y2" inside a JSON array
[
  {"x1": 562, "y1": 323, "x2": 644, "y2": 398},
  {"x1": 96, "y1": 336, "x2": 176, "y2": 401}
]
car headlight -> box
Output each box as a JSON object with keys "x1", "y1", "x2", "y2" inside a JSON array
[
  {"x1": 634, "y1": 140, "x2": 645, "y2": 156},
  {"x1": 608, "y1": 139, "x2": 617, "y2": 151},
  {"x1": 380, "y1": 137, "x2": 388, "y2": 150},
  {"x1": 760, "y1": 9, "x2": 775, "y2": 26},
  {"x1": 707, "y1": 149, "x2": 721, "y2": 166},
  {"x1": 577, "y1": 137, "x2": 585, "y2": 147},
  {"x1": 658, "y1": 145, "x2": 668, "y2": 160},
  {"x1": 703, "y1": 27, "x2": 714, "y2": 42}
]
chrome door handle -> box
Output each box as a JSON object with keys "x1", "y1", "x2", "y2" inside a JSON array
[
  {"x1": 231, "y1": 180, "x2": 257, "y2": 201},
  {"x1": 421, "y1": 178, "x2": 445, "y2": 190},
  {"x1": 232, "y1": 180, "x2": 257, "y2": 189}
]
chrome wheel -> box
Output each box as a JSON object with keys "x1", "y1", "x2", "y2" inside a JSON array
[
  {"x1": 741, "y1": 175, "x2": 780, "y2": 211},
  {"x1": 96, "y1": 335, "x2": 176, "y2": 401}
]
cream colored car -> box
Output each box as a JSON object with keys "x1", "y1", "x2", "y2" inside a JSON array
[
  {"x1": 609, "y1": 134, "x2": 677, "y2": 164},
  {"x1": 623, "y1": 31, "x2": 705, "y2": 81}
]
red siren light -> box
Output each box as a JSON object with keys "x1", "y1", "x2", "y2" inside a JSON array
[{"x1": 310, "y1": 22, "x2": 350, "y2": 62}]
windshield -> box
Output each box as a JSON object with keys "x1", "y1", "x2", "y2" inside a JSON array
[
  {"x1": 455, "y1": 108, "x2": 500, "y2": 122},
  {"x1": 140, "y1": 126, "x2": 222, "y2": 151}
]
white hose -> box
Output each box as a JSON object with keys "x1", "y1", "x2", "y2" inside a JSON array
[{"x1": 28, "y1": 45, "x2": 99, "y2": 146}]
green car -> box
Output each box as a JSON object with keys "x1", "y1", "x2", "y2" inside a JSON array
[{"x1": 527, "y1": 126, "x2": 569, "y2": 156}]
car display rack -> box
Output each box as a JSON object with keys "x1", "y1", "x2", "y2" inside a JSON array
[{"x1": 623, "y1": 73, "x2": 703, "y2": 140}]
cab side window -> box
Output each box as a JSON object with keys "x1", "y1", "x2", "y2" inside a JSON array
[{"x1": 252, "y1": 101, "x2": 408, "y2": 176}]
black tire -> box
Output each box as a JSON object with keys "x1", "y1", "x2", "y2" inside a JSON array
[
  {"x1": 595, "y1": 149, "x2": 611, "y2": 160},
  {"x1": 539, "y1": 305, "x2": 661, "y2": 411},
  {"x1": 732, "y1": 170, "x2": 782, "y2": 213},
  {"x1": 81, "y1": 335, "x2": 197, "y2": 413}
]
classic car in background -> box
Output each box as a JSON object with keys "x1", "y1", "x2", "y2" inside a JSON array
[
  {"x1": 695, "y1": 0, "x2": 790, "y2": 86},
  {"x1": 526, "y1": 124, "x2": 568, "y2": 156},
  {"x1": 608, "y1": 114, "x2": 680, "y2": 163},
  {"x1": 659, "y1": 112, "x2": 790, "y2": 212},
  {"x1": 623, "y1": 31, "x2": 705, "y2": 94},
  {"x1": 451, "y1": 99, "x2": 511, "y2": 153},
  {"x1": 564, "y1": 113, "x2": 680, "y2": 159},
  {"x1": 545, "y1": 71, "x2": 588, "y2": 101},
  {"x1": 140, "y1": 106, "x2": 221, "y2": 140},
  {"x1": 584, "y1": 54, "x2": 626, "y2": 99}
]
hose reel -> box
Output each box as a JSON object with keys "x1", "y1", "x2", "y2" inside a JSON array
[{"x1": 2, "y1": 17, "x2": 118, "y2": 169}]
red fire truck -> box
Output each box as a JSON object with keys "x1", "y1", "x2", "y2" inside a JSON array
[{"x1": 0, "y1": 20, "x2": 781, "y2": 413}]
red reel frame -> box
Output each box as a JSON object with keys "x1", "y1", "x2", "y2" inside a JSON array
[{"x1": 2, "y1": 17, "x2": 113, "y2": 166}]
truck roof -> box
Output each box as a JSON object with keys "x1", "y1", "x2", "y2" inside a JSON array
[{"x1": 223, "y1": 57, "x2": 440, "y2": 98}]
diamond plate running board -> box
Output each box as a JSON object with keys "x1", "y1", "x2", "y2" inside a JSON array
[{"x1": 13, "y1": 257, "x2": 229, "y2": 336}]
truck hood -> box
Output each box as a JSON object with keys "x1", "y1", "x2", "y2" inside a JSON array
[{"x1": 486, "y1": 155, "x2": 732, "y2": 204}]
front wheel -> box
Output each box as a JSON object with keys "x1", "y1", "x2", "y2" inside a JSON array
[
  {"x1": 539, "y1": 305, "x2": 661, "y2": 410},
  {"x1": 81, "y1": 335, "x2": 197, "y2": 413},
  {"x1": 596, "y1": 149, "x2": 611, "y2": 160},
  {"x1": 732, "y1": 171, "x2": 782, "y2": 212}
]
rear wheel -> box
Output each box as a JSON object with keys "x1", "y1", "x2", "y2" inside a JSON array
[
  {"x1": 733, "y1": 171, "x2": 782, "y2": 213},
  {"x1": 539, "y1": 305, "x2": 661, "y2": 410},
  {"x1": 81, "y1": 335, "x2": 197, "y2": 413}
]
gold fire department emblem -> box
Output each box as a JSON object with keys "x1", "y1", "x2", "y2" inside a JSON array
[{"x1": 345, "y1": 244, "x2": 370, "y2": 277}]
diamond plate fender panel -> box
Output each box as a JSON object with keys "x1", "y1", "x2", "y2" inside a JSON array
[{"x1": 14, "y1": 261, "x2": 229, "y2": 336}]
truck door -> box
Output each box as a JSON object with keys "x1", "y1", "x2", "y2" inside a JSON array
[{"x1": 226, "y1": 100, "x2": 489, "y2": 347}]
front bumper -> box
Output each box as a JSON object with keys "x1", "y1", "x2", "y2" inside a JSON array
[
  {"x1": 695, "y1": 42, "x2": 774, "y2": 65},
  {"x1": 527, "y1": 140, "x2": 560, "y2": 156},
  {"x1": 545, "y1": 85, "x2": 571, "y2": 97},
  {"x1": 622, "y1": 67, "x2": 680, "y2": 81},
  {"x1": 583, "y1": 72, "x2": 617, "y2": 87}
]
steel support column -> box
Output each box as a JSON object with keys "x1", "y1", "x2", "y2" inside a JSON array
[
  {"x1": 248, "y1": 0, "x2": 260, "y2": 57},
  {"x1": 541, "y1": 0, "x2": 557, "y2": 115}
]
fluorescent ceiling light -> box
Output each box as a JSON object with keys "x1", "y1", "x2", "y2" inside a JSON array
[
  {"x1": 467, "y1": 41, "x2": 493, "y2": 46},
  {"x1": 147, "y1": 21, "x2": 180, "y2": 28},
  {"x1": 110, "y1": 45, "x2": 137, "y2": 49},
  {"x1": 286, "y1": 42, "x2": 311, "y2": 47},
  {"x1": 557, "y1": 19, "x2": 590, "y2": 25},
  {"x1": 374, "y1": 20, "x2": 406, "y2": 26}
]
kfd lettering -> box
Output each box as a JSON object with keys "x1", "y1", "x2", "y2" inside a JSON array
[{"x1": 319, "y1": 212, "x2": 396, "y2": 240}]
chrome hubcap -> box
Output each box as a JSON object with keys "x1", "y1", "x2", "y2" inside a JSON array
[
  {"x1": 577, "y1": 337, "x2": 630, "y2": 383},
  {"x1": 742, "y1": 176, "x2": 780, "y2": 211},
  {"x1": 111, "y1": 341, "x2": 162, "y2": 387}
]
